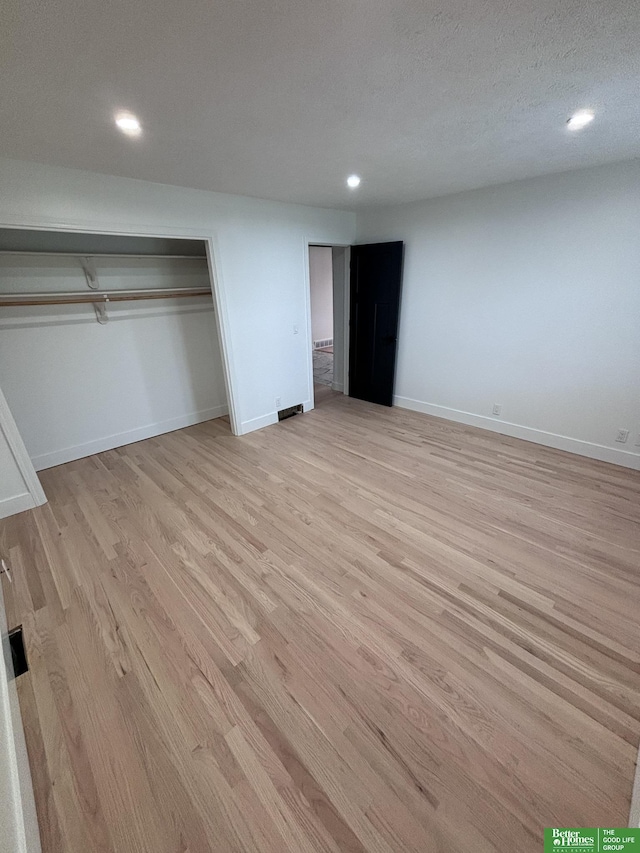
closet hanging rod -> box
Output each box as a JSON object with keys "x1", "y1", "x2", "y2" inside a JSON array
[
  {"x1": 0, "y1": 251, "x2": 206, "y2": 260},
  {"x1": 0, "y1": 287, "x2": 212, "y2": 307}
]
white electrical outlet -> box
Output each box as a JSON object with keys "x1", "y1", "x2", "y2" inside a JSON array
[
  {"x1": 275, "y1": 397, "x2": 281, "y2": 408},
  {"x1": 615, "y1": 428, "x2": 629, "y2": 443},
  {"x1": 492, "y1": 403, "x2": 502, "y2": 417}
]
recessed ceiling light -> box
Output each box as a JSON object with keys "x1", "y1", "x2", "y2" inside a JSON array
[
  {"x1": 115, "y1": 112, "x2": 142, "y2": 137},
  {"x1": 346, "y1": 174, "x2": 361, "y2": 188},
  {"x1": 566, "y1": 109, "x2": 595, "y2": 131}
]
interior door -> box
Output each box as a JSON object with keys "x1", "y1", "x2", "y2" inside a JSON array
[{"x1": 349, "y1": 241, "x2": 404, "y2": 406}]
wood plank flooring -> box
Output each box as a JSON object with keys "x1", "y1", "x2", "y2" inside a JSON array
[{"x1": 1, "y1": 388, "x2": 639, "y2": 853}]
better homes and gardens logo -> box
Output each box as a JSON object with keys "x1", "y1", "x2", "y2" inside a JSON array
[{"x1": 544, "y1": 829, "x2": 640, "y2": 852}]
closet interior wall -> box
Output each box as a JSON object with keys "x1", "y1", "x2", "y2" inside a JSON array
[{"x1": 0, "y1": 245, "x2": 228, "y2": 471}]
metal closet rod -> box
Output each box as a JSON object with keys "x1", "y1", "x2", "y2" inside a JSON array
[
  {"x1": 0, "y1": 251, "x2": 206, "y2": 259},
  {"x1": 0, "y1": 287, "x2": 213, "y2": 307}
]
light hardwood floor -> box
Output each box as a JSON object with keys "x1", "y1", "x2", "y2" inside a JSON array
[{"x1": 1, "y1": 388, "x2": 639, "y2": 853}]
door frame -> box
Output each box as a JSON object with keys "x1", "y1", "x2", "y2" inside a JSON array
[
  {"x1": 0, "y1": 384, "x2": 46, "y2": 516},
  {"x1": 303, "y1": 238, "x2": 351, "y2": 410},
  {"x1": 0, "y1": 220, "x2": 241, "y2": 507}
]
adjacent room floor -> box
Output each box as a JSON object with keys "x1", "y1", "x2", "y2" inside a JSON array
[
  {"x1": 1, "y1": 390, "x2": 639, "y2": 853},
  {"x1": 312, "y1": 348, "x2": 333, "y2": 386}
]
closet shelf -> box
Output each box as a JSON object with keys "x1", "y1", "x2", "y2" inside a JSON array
[
  {"x1": 0, "y1": 251, "x2": 206, "y2": 260},
  {"x1": 0, "y1": 287, "x2": 213, "y2": 307}
]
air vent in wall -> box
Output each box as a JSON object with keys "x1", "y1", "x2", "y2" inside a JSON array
[{"x1": 278, "y1": 404, "x2": 304, "y2": 421}]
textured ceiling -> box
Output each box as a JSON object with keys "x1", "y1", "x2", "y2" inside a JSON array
[{"x1": 2, "y1": 0, "x2": 640, "y2": 208}]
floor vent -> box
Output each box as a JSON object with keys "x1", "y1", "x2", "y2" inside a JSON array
[
  {"x1": 313, "y1": 338, "x2": 333, "y2": 350},
  {"x1": 8, "y1": 626, "x2": 28, "y2": 678},
  {"x1": 278, "y1": 404, "x2": 304, "y2": 421}
]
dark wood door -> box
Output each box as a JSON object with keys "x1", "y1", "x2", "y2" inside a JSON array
[{"x1": 349, "y1": 241, "x2": 404, "y2": 406}]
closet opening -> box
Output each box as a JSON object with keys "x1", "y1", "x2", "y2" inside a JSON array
[{"x1": 0, "y1": 227, "x2": 236, "y2": 488}]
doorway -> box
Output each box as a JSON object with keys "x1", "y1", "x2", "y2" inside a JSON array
[
  {"x1": 309, "y1": 246, "x2": 334, "y2": 389},
  {"x1": 306, "y1": 240, "x2": 404, "y2": 411},
  {"x1": 307, "y1": 244, "x2": 349, "y2": 406}
]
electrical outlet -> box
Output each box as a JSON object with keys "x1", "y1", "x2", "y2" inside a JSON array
[
  {"x1": 275, "y1": 397, "x2": 281, "y2": 408},
  {"x1": 615, "y1": 428, "x2": 629, "y2": 443},
  {"x1": 492, "y1": 403, "x2": 502, "y2": 417}
]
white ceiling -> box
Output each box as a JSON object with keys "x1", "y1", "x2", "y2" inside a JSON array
[{"x1": 2, "y1": 0, "x2": 640, "y2": 208}]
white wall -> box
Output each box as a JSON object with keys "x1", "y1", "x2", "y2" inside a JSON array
[
  {"x1": 0, "y1": 256, "x2": 228, "y2": 470},
  {"x1": 0, "y1": 157, "x2": 355, "y2": 512},
  {"x1": 309, "y1": 246, "x2": 333, "y2": 343},
  {"x1": 357, "y1": 160, "x2": 640, "y2": 469}
]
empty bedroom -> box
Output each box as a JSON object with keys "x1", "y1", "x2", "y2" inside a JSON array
[{"x1": 0, "y1": 1, "x2": 639, "y2": 852}]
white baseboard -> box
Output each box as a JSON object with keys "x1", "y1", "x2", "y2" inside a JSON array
[
  {"x1": 393, "y1": 396, "x2": 640, "y2": 471},
  {"x1": 238, "y1": 411, "x2": 278, "y2": 435},
  {"x1": 0, "y1": 493, "x2": 38, "y2": 521},
  {"x1": 631, "y1": 743, "x2": 640, "y2": 827},
  {"x1": 31, "y1": 405, "x2": 228, "y2": 471},
  {"x1": 240, "y1": 399, "x2": 314, "y2": 435},
  {"x1": 331, "y1": 382, "x2": 344, "y2": 393}
]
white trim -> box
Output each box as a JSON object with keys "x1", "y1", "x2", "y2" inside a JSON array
[
  {"x1": 0, "y1": 576, "x2": 42, "y2": 853},
  {"x1": 630, "y1": 743, "x2": 640, "y2": 827},
  {"x1": 0, "y1": 215, "x2": 210, "y2": 239},
  {"x1": 238, "y1": 411, "x2": 278, "y2": 435},
  {"x1": 329, "y1": 244, "x2": 350, "y2": 397},
  {"x1": 0, "y1": 493, "x2": 37, "y2": 521},
  {"x1": 0, "y1": 387, "x2": 46, "y2": 510},
  {"x1": 342, "y1": 246, "x2": 351, "y2": 396},
  {"x1": 302, "y1": 238, "x2": 316, "y2": 412},
  {"x1": 0, "y1": 624, "x2": 28, "y2": 853},
  {"x1": 204, "y1": 236, "x2": 240, "y2": 437},
  {"x1": 238, "y1": 399, "x2": 311, "y2": 434},
  {"x1": 393, "y1": 396, "x2": 640, "y2": 471},
  {"x1": 31, "y1": 405, "x2": 228, "y2": 470}
]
